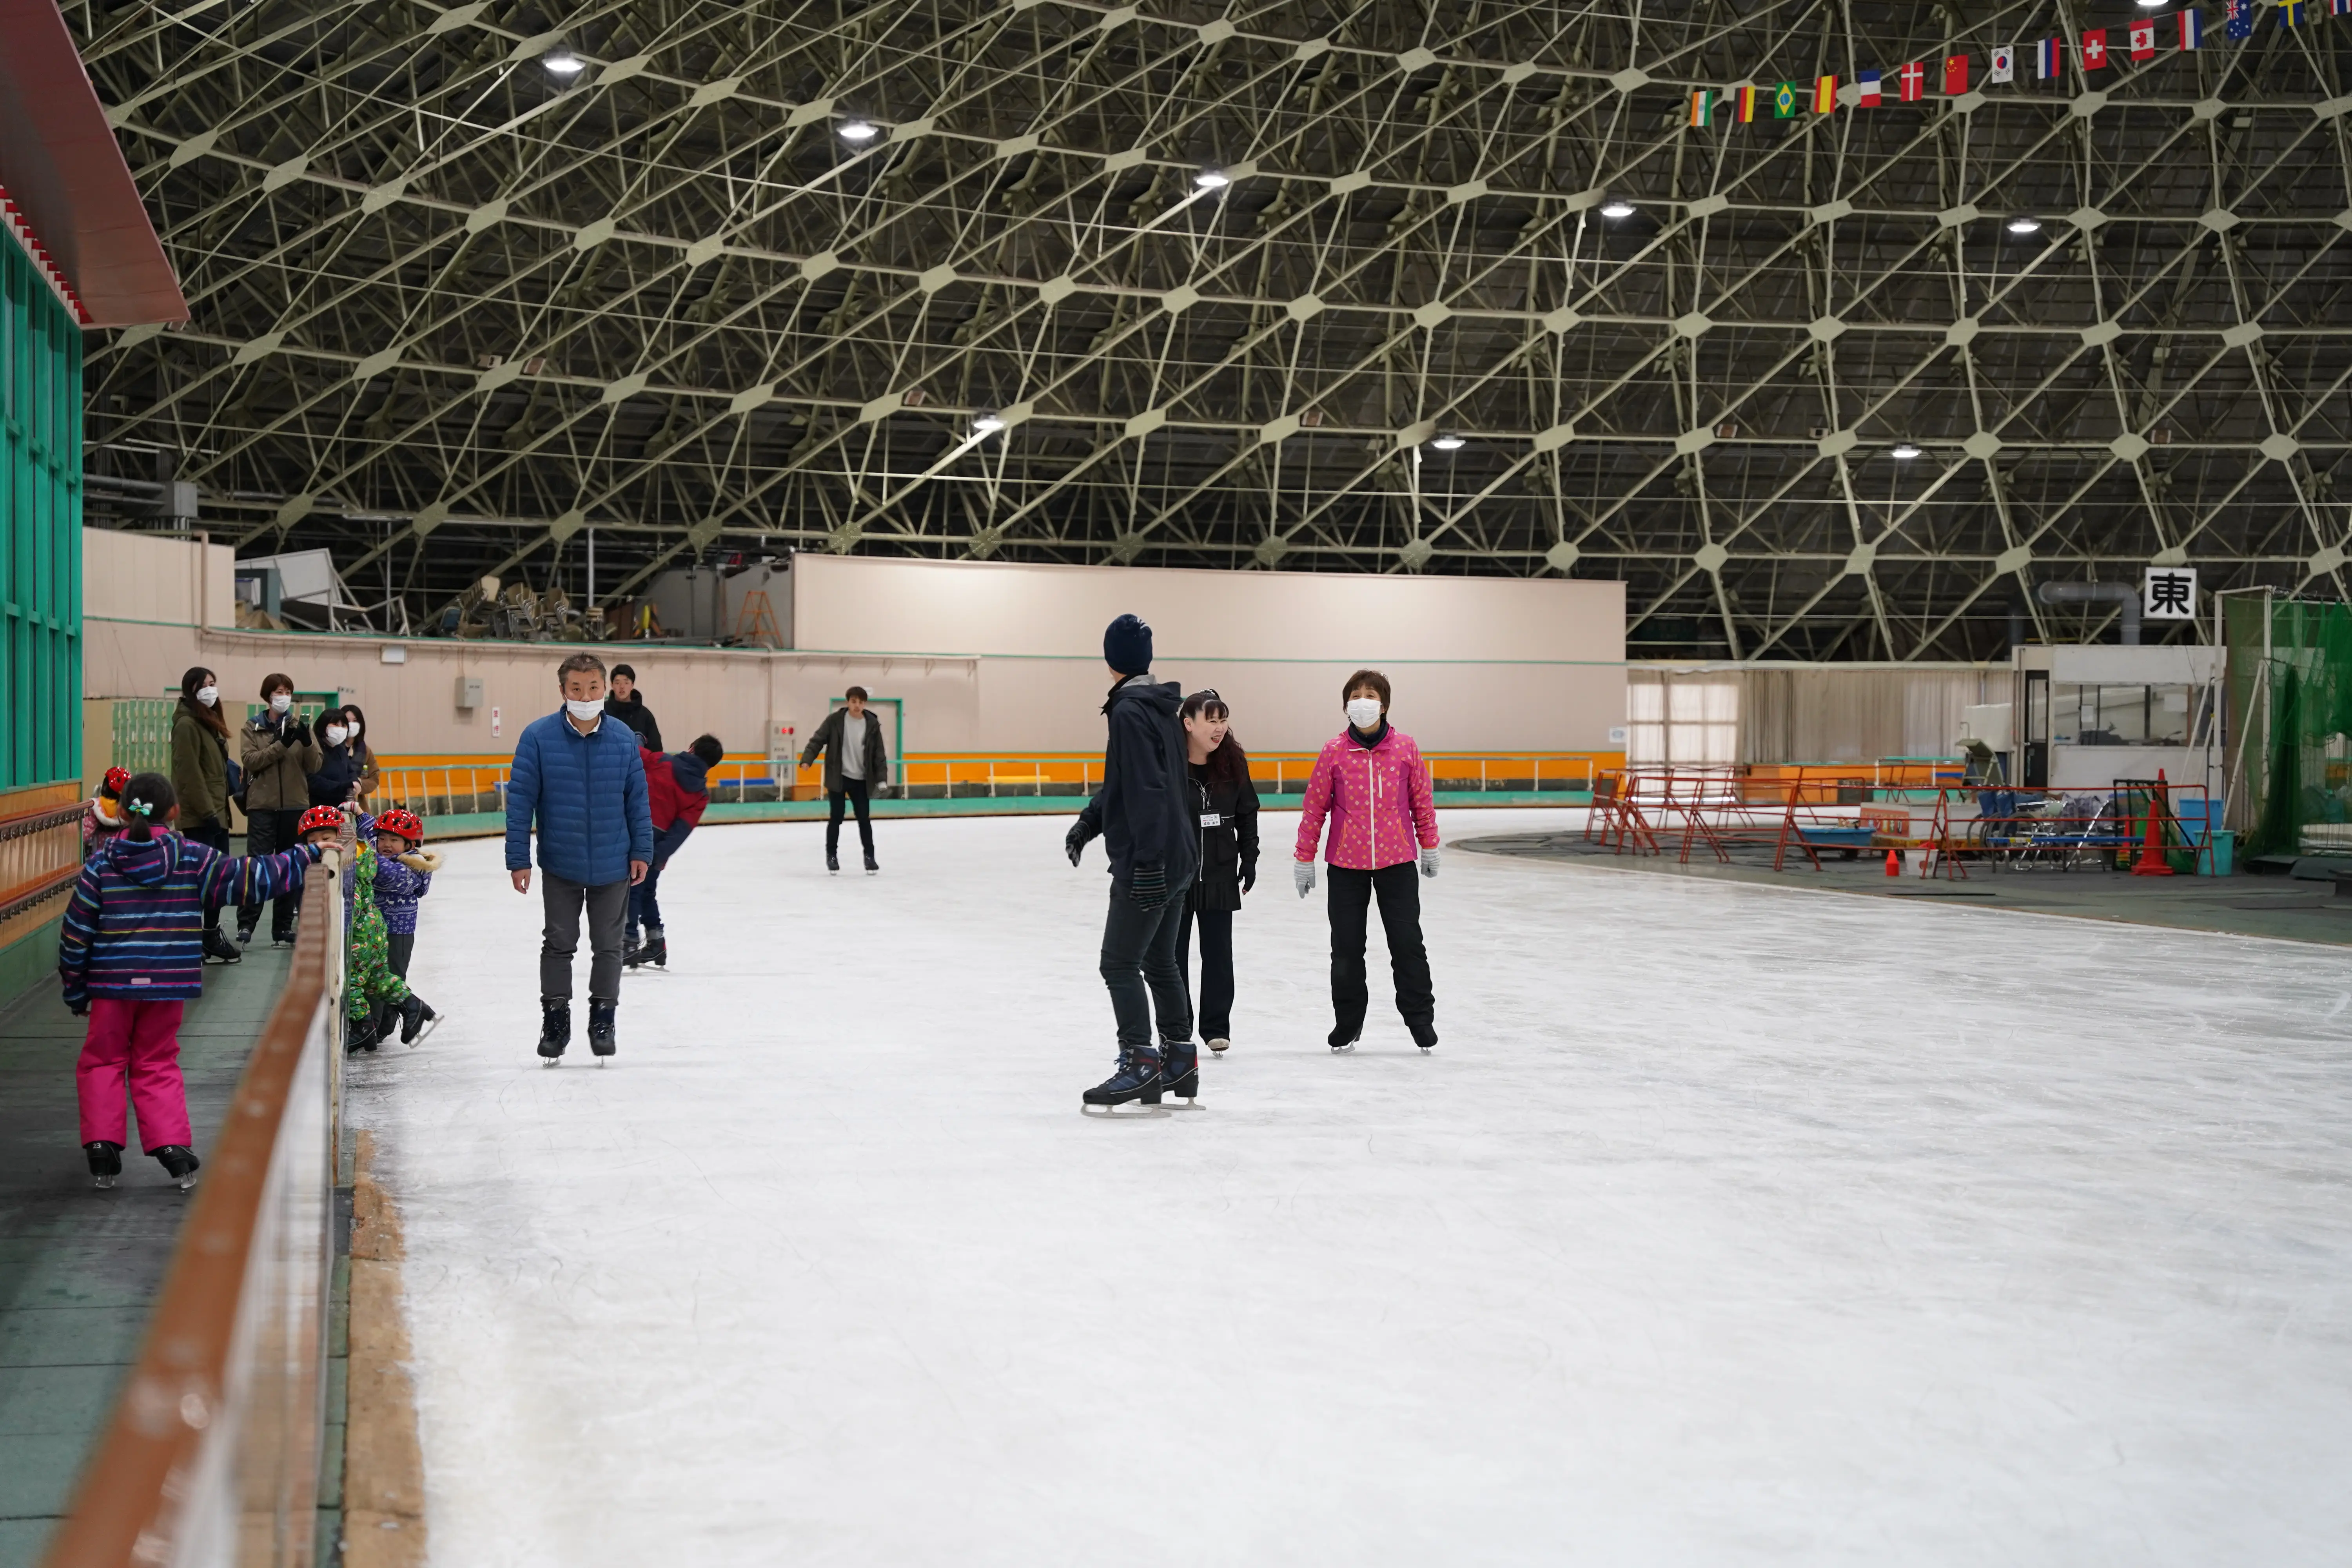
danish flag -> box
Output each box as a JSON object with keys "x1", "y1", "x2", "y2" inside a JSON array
[{"x1": 1898, "y1": 61, "x2": 1926, "y2": 102}]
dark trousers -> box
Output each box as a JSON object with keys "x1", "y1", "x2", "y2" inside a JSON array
[
  {"x1": 1176, "y1": 903, "x2": 1235, "y2": 1042},
  {"x1": 826, "y1": 779, "x2": 873, "y2": 855},
  {"x1": 188, "y1": 819, "x2": 231, "y2": 935},
  {"x1": 627, "y1": 861, "x2": 666, "y2": 938},
  {"x1": 239, "y1": 808, "x2": 305, "y2": 939},
  {"x1": 1100, "y1": 880, "x2": 1194, "y2": 1051},
  {"x1": 540, "y1": 872, "x2": 629, "y2": 1004},
  {"x1": 387, "y1": 931, "x2": 414, "y2": 981},
  {"x1": 1327, "y1": 863, "x2": 1434, "y2": 1046}
]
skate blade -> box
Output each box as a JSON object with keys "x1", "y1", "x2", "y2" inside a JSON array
[
  {"x1": 407, "y1": 1019, "x2": 439, "y2": 1047},
  {"x1": 176, "y1": 1176, "x2": 198, "y2": 1192},
  {"x1": 1080, "y1": 1102, "x2": 1170, "y2": 1118},
  {"x1": 93, "y1": 1175, "x2": 116, "y2": 1190},
  {"x1": 541, "y1": 1056, "x2": 563, "y2": 1068}
]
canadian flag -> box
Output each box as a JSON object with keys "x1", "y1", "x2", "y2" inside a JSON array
[
  {"x1": 2128, "y1": 19, "x2": 2156, "y2": 59},
  {"x1": 2082, "y1": 28, "x2": 2109, "y2": 68},
  {"x1": 1898, "y1": 60, "x2": 1926, "y2": 102}
]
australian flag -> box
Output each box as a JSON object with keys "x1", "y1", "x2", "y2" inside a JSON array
[{"x1": 2226, "y1": 0, "x2": 2254, "y2": 38}]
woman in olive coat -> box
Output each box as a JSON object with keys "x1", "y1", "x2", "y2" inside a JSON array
[{"x1": 168, "y1": 664, "x2": 242, "y2": 963}]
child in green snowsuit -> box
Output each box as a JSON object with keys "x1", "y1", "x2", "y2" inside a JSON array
[{"x1": 344, "y1": 839, "x2": 410, "y2": 1053}]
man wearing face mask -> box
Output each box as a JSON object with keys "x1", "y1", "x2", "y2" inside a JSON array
[
  {"x1": 505, "y1": 653, "x2": 653, "y2": 1064},
  {"x1": 239, "y1": 673, "x2": 323, "y2": 947}
]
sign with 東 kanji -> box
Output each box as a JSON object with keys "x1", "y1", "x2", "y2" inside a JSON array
[{"x1": 2143, "y1": 566, "x2": 2198, "y2": 621}]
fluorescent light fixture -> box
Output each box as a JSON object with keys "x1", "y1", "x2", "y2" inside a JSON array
[
  {"x1": 838, "y1": 120, "x2": 880, "y2": 143},
  {"x1": 972, "y1": 410, "x2": 1006, "y2": 434},
  {"x1": 1891, "y1": 442, "x2": 1922, "y2": 460},
  {"x1": 1194, "y1": 168, "x2": 1230, "y2": 189},
  {"x1": 541, "y1": 50, "x2": 586, "y2": 76},
  {"x1": 1430, "y1": 432, "x2": 1466, "y2": 451},
  {"x1": 2006, "y1": 216, "x2": 2042, "y2": 235},
  {"x1": 1599, "y1": 199, "x2": 1636, "y2": 219}
]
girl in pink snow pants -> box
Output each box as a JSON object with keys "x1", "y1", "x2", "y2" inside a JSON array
[{"x1": 1291, "y1": 670, "x2": 1441, "y2": 1052}]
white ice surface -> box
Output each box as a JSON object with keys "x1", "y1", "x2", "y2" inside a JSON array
[{"x1": 349, "y1": 810, "x2": 2352, "y2": 1566}]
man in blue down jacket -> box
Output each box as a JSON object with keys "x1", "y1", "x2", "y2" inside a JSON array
[
  {"x1": 1065, "y1": 613, "x2": 1200, "y2": 1111},
  {"x1": 506, "y1": 652, "x2": 653, "y2": 1063}
]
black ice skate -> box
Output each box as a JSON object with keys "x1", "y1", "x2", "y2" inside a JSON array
[
  {"x1": 1082, "y1": 1043, "x2": 1165, "y2": 1115},
  {"x1": 85, "y1": 1141, "x2": 122, "y2": 1190},
  {"x1": 1158, "y1": 1038, "x2": 1201, "y2": 1105},
  {"x1": 624, "y1": 929, "x2": 667, "y2": 970},
  {"x1": 588, "y1": 1000, "x2": 618, "y2": 1063},
  {"x1": 538, "y1": 999, "x2": 571, "y2": 1064},
  {"x1": 346, "y1": 1008, "x2": 380, "y2": 1054},
  {"x1": 863, "y1": 851, "x2": 879, "y2": 875},
  {"x1": 826, "y1": 849, "x2": 840, "y2": 874},
  {"x1": 399, "y1": 995, "x2": 439, "y2": 1045},
  {"x1": 202, "y1": 929, "x2": 242, "y2": 965},
  {"x1": 1329, "y1": 1031, "x2": 1359, "y2": 1054},
  {"x1": 154, "y1": 1146, "x2": 201, "y2": 1191},
  {"x1": 1408, "y1": 1018, "x2": 1438, "y2": 1054}
]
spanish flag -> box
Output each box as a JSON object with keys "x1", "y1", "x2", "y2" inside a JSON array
[
  {"x1": 1690, "y1": 88, "x2": 1716, "y2": 127},
  {"x1": 1737, "y1": 84, "x2": 1759, "y2": 122},
  {"x1": 1814, "y1": 74, "x2": 1838, "y2": 113}
]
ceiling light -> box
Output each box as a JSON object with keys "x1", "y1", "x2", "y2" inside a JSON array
[
  {"x1": 972, "y1": 410, "x2": 1006, "y2": 434},
  {"x1": 838, "y1": 120, "x2": 879, "y2": 143},
  {"x1": 1431, "y1": 432, "x2": 1466, "y2": 451},
  {"x1": 1891, "y1": 442, "x2": 1922, "y2": 460},
  {"x1": 2006, "y1": 216, "x2": 2042, "y2": 235},
  {"x1": 1599, "y1": 200, "x2": 1636, "y2": 219},
  {"x1": 1194, "y1": 168, "x2": 1231, "y2": 189},
  {"x1": 541, "y1": 50, "x2": 585, "y2": 76}
]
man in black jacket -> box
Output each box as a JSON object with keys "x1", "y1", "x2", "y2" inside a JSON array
[
  {"x1": 1066, "y1": 613, "x2": 1200, "y2": 1111},
  {"x1": 603, "y1": 664, "x2": 664, "y2": 750}
]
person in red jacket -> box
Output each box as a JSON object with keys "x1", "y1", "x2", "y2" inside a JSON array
[{"x1": 626, "y1": 735, "x2": 722, "y2": 970}]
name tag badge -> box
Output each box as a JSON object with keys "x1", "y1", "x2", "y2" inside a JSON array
[{"x1": 1200, "y1": 813, "x2": 1221, "y2": 828}]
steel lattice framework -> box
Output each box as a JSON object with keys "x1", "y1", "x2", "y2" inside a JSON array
[{"x1": 65, "y1": 0, "x2": 2352, "y2": 656}]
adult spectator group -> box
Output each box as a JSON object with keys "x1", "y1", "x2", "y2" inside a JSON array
[
  {"x1": 238, "y1": 673, "x2": 321, "y2": 947},
  {"x1": 167, "y1": 666, "x2": 241, "y2": 964},
  {"x1": 604, "y1": 664, "x2": 663, "y2": 750},
  {"x1": 506, "y1": 652, "x2": 652, "y2": 1064}
]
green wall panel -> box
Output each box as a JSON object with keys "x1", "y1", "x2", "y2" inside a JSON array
[{"x1": 0, "y1": 227, "x2": 82, "y2": 794}]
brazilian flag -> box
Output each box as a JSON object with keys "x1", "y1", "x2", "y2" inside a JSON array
[{"x1": 1773, "y1": 81, "x2": 1799, "y2": 118}]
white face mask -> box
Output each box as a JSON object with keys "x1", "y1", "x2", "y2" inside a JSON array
[
  {"x1": 564, "y1": 698, "x2": 604, "y2": 723},
  {"x1": 269, "y1": 693, "x2": 292, "y2": 714},
  {"x1": 323, "y1": 724, "x2": 350, "y2": 746},
  {"x1": 195, "y1": 685, "x2": 219, "y2": 707},
  {"x1": 1346, "y1": 697, "x2": 1384, "y2": 731}
]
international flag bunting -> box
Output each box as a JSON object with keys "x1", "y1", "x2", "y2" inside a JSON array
[
  {"x1": 2227, "y1": 0, "x2": 2252, "y2": 39},
  {"x1": 2180, "y1": 8, "x2": 2204, "y2": 48},
  {"x1": 1690, "y1": 88, "x2": 1716, "y2": 127},
  {"x1": 1989, "y1": 45, "x2": 2015, "y2": 83},
  {"x1": 2129, "y1": 19, "x2": 2157, "y2": 57},
  {"x1": 1738, "y1": 84, "x2": 1759, "y2": 122},
  {"x1": 2082, "y1": 27, "x2": 2110, "y2": 68},
  {"x1": 1898, "y1": 60, "x2": 1926, "y2": 101},
  {"x1": 2280, "y1": 0, "x2": 2308, "y2": 25},
  {"x1": 1773, "y1": 80, "x2": 1800, "y2": 117},
  {"x1": 1857, "y1": 68, "x2": 1882, "y2": 106},
  {"x1": 2335, "y1": 0, "x2": 2351, "y2": 18},
  {"x1": 2036, "y1": 38, "x2": 2063, "y2": 78},
  {"x1": 1944, "y1": 54, "x2": 1969, "y2": 94},
  {"x1": 1814, "y1": 74, "x2": 1838, "y2": 113}
]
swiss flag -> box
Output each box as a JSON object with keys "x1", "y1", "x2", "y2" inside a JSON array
[
  {"x1": 2082, "y1": 28, "x2": 2109, "y2": 68},
  {"x1": 1898, "y1": 60, "x2": 1926, "y2": 102},
  {"x1": 2128, "y1": 19, "x2": 2156, "y2": 58},
  {"x1": 1944, "y1": 54, "x2": 1969, "y2": 94}
]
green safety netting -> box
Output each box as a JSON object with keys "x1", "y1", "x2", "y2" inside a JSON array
[{"x1": 2230, "y1": 596, "x2": 2352, "y2": 858}]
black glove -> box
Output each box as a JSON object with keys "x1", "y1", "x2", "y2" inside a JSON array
[
  {"x1": 1241, "y1": 855, "x2": 1258, "y2": 895},
  {"x1": 1064, "y1": 818, "x2": 1098, "y2": 868},
  {"x1": 65, "y1": 996, "x2": 87, "y2": 1017},
  {"x1": 1129, "y1": 862, "x2": 1169, "y2": 910},
  {"x1": 288, "y1": 719, "x2": 311, "y2": 743}
]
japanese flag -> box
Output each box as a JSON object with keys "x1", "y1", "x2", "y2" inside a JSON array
[
  {"x1": 2128, "y1": 20, "x2": 2156, "y2": 59},
  {"x1": 1989, "y1": 45, "x2": 2016, "y2": 83}
]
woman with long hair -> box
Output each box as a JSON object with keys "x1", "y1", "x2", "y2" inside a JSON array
[
  {"x1": 1177, "y1": 690, "x2": 1259, "y2": 1056},
  {"x1": 167, "y1": 666, "x2": 241, "y2": 964},
  {"x1": 308, "y1": 704, "x2": 372, "y2": 807},
  {"x1": 337, "y1": 703, "x2": 381, "y2": 800}
]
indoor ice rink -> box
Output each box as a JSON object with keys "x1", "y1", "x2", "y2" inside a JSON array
[{"x1": 9, "y1": 0, "x2": 2352, "y2": 1564}]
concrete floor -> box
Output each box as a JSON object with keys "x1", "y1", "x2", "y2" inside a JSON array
[{"x1": 0, "y1": 938, "x2": 293, "y2": 1568}]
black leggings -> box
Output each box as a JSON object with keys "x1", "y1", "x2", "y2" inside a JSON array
[
  {"x1": 1326, "y1": 862, "x2": 1434, "y2": 1047},
  {"x1": 188, "y1": 818, "x2": 232, "y2": 935},
  {"x1": 1176, "y1": 903, "x2": 1235, "y2": 1041},
  {"x1": 827, "y1": 779, "x2": 873, "y2": 855},
  {"x1": 240, "y1": 807, "x2": 305, "y2": 938}
]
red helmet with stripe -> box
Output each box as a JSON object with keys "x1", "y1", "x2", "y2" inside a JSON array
[
  {"x1": 375, "y1": 807, "x2": 424, "y2": 843},
  {"x1": 298, "y1": 805, "x2": 345, "y2": 837},
  {"x1": 101, "y1": 766, "x2": 130, "y2": 798}
]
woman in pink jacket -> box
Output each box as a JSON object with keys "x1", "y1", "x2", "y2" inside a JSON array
[{"x1": 1292, "y1": 670, "x2": 1440, "y2": 1053}]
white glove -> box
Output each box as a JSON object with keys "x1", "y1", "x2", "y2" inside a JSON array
[
  {"x1": 1293, "y1": 859, "x2": 1316, "y2": 899},
  {"x1": 1420, "y1": 846, "x2": 1440, "y2": 878}
]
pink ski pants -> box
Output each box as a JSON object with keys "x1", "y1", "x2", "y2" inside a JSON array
[{"x1": 76, "y1": 998, "x2": 191, "y2": 1152}]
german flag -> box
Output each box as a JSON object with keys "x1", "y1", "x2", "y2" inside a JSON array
[{"x1": 1736, "y1": 84, "x2": 1759, "y2": 122}]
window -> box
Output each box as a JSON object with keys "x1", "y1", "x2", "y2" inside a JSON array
[
  {"x1": 1627, "y1": 677, "x2": 1739, "y2": 765},
  {"x1": 2050, "y1": 683, "x2": 2207, "y2": 747}
]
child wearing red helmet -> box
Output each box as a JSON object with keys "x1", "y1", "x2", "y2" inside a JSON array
[
  {"x1": 369, "y1": 808, "x2": 441, "y2": 1044},
  {"x1": 83, "y1": 767, "x2": 132, "y2": 860}
]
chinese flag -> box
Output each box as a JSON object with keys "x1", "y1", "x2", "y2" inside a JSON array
[
  {"x1": 2128, "y1": 20, "x2": 2156, "y2": 58},
  {"x1": 1944, "y1": 54, "x2": 1969, "y2": 94},
  {"x1": 2082, "y1": 27, "x2": 2109, "y2": 68}
]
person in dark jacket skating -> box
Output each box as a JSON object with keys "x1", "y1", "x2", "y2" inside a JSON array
[
  {"x1": 799, "y1": 688, "x2": 888, "y2": 874},
  {"x1": 625, "y1": 735, "x2": 722, "y2": 970},
  {"x1": 505, "y1": 653, "x2": 654, "y2": 1064},
  {"x1": 1065, "y1": 614, "x2": 1200, "y2": 1111},
  {"x1": 1176, "y1": 691, "x2": 1259, "y2": 1056}
]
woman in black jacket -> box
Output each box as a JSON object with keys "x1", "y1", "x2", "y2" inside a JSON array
[{"x1": 1176, "y1": 690, "x2": 1259, "y2": 1055}]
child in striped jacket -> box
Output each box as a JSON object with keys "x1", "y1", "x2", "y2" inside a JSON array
[{"x1": 58, "y1": 772, "x2": 321, "y2": 1191}]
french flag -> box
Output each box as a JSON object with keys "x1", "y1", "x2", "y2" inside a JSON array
[
  {"x1": 2035, "y1": 38, "x2": 2062, "y2": 79},
  {"x1": 2180, "y1": 7, "x2": 2204, "y2": 45},
  {"x1": 1857, "y1": 68, "x2": 1882, "y2": 106}
]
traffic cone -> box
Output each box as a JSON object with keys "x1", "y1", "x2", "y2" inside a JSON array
[
  {"x1": 2130, "y1": 783, "x2": 2176, "y2": 877},
  {"x1": 1885, "y1": 848, "x2": 1900, "y2": 877}
]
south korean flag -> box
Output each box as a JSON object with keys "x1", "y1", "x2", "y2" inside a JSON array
[{"x1": 1989, "y1": 45, "x2": 2016, "y2": 83}]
